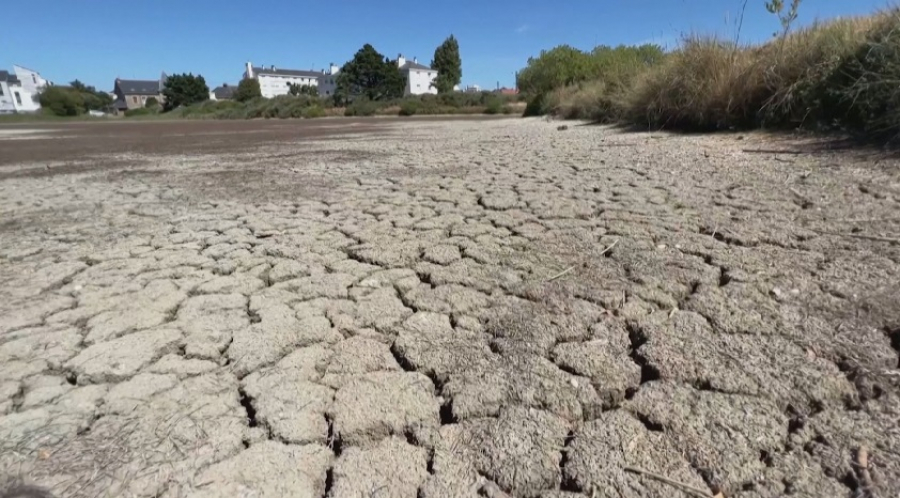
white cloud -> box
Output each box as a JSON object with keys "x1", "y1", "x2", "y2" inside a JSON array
[{"x1": 515, "y1": 24, "x2": 529, "y2": 34}]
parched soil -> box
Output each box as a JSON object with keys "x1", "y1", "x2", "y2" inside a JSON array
[{"x1": 1, "y1": 117, "x2": 898, "y2": 498}]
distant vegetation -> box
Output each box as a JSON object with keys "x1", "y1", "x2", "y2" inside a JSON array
[
  {"x1": 38, "y1": 80, "x2": 113, "y2": 116},
  {"x1": 233, "y1": 79, "x2": 262, "y2": 102},
  {"x1": 162, "y1": 73, "x2": 209, "y2": 111},
  {"x1": 164, "y1": 92, "x2": 521, "y2": 120},
  {"x1": 431, "y1": 35, "x2": 463, "y2": 94},
  {"x1": 335, "y1": 44, "x2": 406, "y2": 103},
  {"x1": 520, "y1": 4, "x2": 900, "y2": 143}
]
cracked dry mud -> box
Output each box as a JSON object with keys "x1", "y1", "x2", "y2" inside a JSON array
[{"x1": 1, "y1": 118, "x2": 899, "y2": 498}]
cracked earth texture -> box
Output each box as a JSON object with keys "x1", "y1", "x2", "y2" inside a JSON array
[{"x1": 1, "y1": 118, "x2": 899, "y2": 498}]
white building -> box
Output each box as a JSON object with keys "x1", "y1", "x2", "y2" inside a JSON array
[
  {"x1": 244, "y1": 62, "x2": 323, "y2": 98},
  {"x1": 396, "y1": 55, "x2": 437, "y2": 96},
  {"x1": 0, "y1": 65, "x2": 50, "y2": 113},
  {"x1": 316, "y1": 64, "x2": 340, "y2": 97}
]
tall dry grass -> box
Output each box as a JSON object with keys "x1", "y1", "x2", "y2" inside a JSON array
[
  {"x1": 624, "y1": 36, "x2": 764, "y2": 130},
  {"x1": 544, "y1": 9, "x2": 900, "y2": 142}
]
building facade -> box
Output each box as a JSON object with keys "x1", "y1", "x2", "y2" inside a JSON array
[
  {"x1": 113, "y1": 75, "x2": 166, "y2": 112},
  {"x1": 0, "y1": 65, "x2": 50, "y2": 113},
  {"x1": 244, "y1": 62, "x2": 322, "y2": 98},
  {"x1": 316, "y1": 64, "x2": 340, "y2": 97},
  {"x1": 397, "y1": 55, "x2": 437, "y2": 96}
]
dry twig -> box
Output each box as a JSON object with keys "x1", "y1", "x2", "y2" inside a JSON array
[
  {"x1": 855, "y1": 446, "x2": 877, "y2": 498},
  {"x1": 544, "y1": 240, "x2": 618, "y2": 282},
  {"x1": 624, "y1": 466, "x2": 714, "y2": 497}
]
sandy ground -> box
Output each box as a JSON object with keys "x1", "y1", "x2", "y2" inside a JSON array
[{"x1": 0, "y1": 117, "x2": 898, "y2": 498}]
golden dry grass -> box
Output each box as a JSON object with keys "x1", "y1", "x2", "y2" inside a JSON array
[{"x1": 550, "y1": 9, "x2": 900, "y2": 139}]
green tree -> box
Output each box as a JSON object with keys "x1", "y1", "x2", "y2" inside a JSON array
[
  {"x1": 162, "y1": 73, "x2": 209, "y2": 111},
  {"x1": 516, "y1": 45, "x2": 595, "y2": 96},
  {"x1": 39, "y1": 87, "x2": 85, "y2": 116},
  {"x1": 288, "y1": 83, "x2": 318, "y2": 97},
  {"x1": 67, "y1": 79, "x2": 113, "y2": 111},
  {"x1": 69, "y1": 79, "x2": 88, "y2": 92},
  {"x1": 145, "y1": 97, "x2": 159, "y2": 109},
  {"x1": 335, "y1": 44, "x2": 405, "y2": 103},
  {"x1": 431, "y1": 35, "x2": 462, "y2": 94},
  {"x1": 234, "y1": 78, "x2": 262, "y2": 102}
]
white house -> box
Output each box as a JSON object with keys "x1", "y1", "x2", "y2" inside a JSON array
[
  {"x1": 244, "y1": 62, "x2": 323, "y2": 98},
  {"x1": 0, "y1": 65, "x2": 50, "y2": 113},
  {"x1": 396, "y1": 55, "x2": 437, "y2": 96},
  {"x1": 316, "y1": 63, "x2": 340, "y2": 97}
]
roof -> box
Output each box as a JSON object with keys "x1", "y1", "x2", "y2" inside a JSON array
[
  {"x1": 399, "y1": 60, "x2": 433, "y2": 71},
  {"x1": 212, "y1": 85, "x2": 236, "y2": 99},
  {"x1": 253, "y1": 67, "x2": 321, "y2": 78},
  {"x1": 116, "y1": 79, "x2": 160, "y2": 95},
  {"x1": 0, "y1": 70, "x2": 20, "y2": 85}
]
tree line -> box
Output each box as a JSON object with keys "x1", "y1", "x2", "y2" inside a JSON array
[{"x1": 39, "y1": 35, "x2": 462, "y2": 116}]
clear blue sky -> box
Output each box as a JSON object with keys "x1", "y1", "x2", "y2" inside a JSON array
[{"x1": 4, "y1": 0, "x2": 891, "y2": 92}]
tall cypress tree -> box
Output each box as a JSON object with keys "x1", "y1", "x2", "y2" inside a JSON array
[{"x1": 431, "y1": 35, "x2": 462, "y2": 94}]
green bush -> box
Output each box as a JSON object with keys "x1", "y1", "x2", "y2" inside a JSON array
[
  {"x1": 39, "y1": 87, "x2": 85, "y2": 116},
  {"x1": 302, "y1": 106, "x2": 326, "y2": 118},
  {"x1": 234, "y1": 79, "x2": 262, "y2": 102},
  {"x1": 145, "y1": 97, "x2": 159, "y2": 109},
  {"x1": 399, "y1": 100, "x2": 421, "y2": 116},
  {"x1": 344, "y1": 99, "x2": 380, "y2": 116},
  {"x1": 483, "y1": 97, "x2": 504, "y2": 115},
  {"x1": 518, "y1": 43, "x2": 666, "y2": 120},
  {"x1": 818, "y1": 11, "x2": 900, "y2": 142}
]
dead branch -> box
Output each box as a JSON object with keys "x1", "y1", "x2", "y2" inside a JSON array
[{"x1": 624, "y1": 466, "x2": 714, "y2": 497}]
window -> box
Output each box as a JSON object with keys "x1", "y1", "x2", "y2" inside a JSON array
[
  {"x1": 0, "y1": 85, "x2": 4, "y2": 96},
  {"x1": 32, "y1": 74, "x2": 37, "y2": 84},
  {"x1": 132, "y1": 96, "x2": 138, "y2": 103},
  {"x1": 14, "y1": 91, "x2": 21, "y2": 105}
]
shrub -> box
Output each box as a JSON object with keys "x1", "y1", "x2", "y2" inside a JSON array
[
  {"x1": 483, "y1": 97, "x2": 504, "y2": 115},
  {"x1": 623, "y1": 37, "x2": 763, "y2": 130},
  {"x1": 234, "y1": 79, "x2": 262, "y2": 102},
  {"x1": 399, "y1": 100, "x2": 421, "y2": 116},
  {"x1": 145, "y1": 97, "x2": 159, "y2": 109},
  {"x1": 818, "y1": 10, "x2": 900, "y2": 141},
  {"x1": 39, "y1": 87, "x2": 85, "y2": 116},
  {"x1": 754, "y1": 17, "x2": 873, "y2": 128},
  {"x1": 302, "y1": 106, "x2": 326, "y2": 118},
  {"x1": 344, "y1": 99, "x2": 380, "y2": 116},
  {"x1": 519, "y1": 44, "x2": 665, "y2": 120}
]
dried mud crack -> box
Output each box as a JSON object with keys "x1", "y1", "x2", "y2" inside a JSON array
[{"x1": 1, "y1": 118, "x2": 899, "y2": 497}]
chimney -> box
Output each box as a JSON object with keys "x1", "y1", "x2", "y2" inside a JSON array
[
  {"x1": 413, "y1": 57, "x2": 417, "y2": 64},
  {"x1": 330, "y1": 63, "x2": 339, "y2": 75},
  {"x1": 245, "y1": 62, "x2": 253, "y2": 79},
  {"x1": 397, "y1": 54, "x2": 406, "y2": 68},
  {"x1": 271, "y1": 65, "x2": 276, "y2": 71}
]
